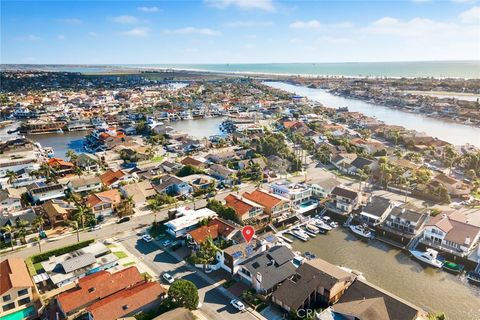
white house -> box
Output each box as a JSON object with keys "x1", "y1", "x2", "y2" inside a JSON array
[
  {"x1": 269, "y1": 181, "x2": 312, "y2": 206},
  {"x1": 165, "y1": 207, "x2": 218, "y2": 238}
]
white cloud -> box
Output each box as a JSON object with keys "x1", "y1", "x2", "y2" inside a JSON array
[
  {"x1": 111, "y1": 15, "x2": 139, "y2": 24},
  {"x1": 57, "y1": 18, "x2": 82, "y2": 25},
  {"x1": 223, "y1": 20, "x2": 274, "y2": 27},
  {"x1": 363, "y1": 17, "x2": 460, "y2": 37},
  {"x1": 205, "y1": 0, "x2": 275, "y2": 12},
  {"x1": 452, "y1": 0, "x2": 475, "y2": 3},
  {"x1": 15, "y1": 35, "x2": 41, "y2": 41},
  {"x1": 318, "y1": 36, "x2": 354, "y2": 45},
  {"x1": 137, "y1": 6, "x2": 160, "y2": 12},
  {"x1": 459, "y1": 6, "x2": 480, "y2": 24},
  {"x1": 57, "y1": 35, "x2": 66, "y2": 40},
  {"x1": 290, "y1": 20, "x2": 321, "y2": 29},
  {"x1": 164, "y1": 27, "x2": 221, "y2": 36},
  {"x1": 88, "y1": 31, "x2": 98, "y2": 37},
  {"x1": 122, "y1": 27, "x2": 150, "y2": 37}
]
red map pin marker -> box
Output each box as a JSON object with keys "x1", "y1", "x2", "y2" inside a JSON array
[{"x1": 242, "y1": 225, "x2": 255, "y2": 243}]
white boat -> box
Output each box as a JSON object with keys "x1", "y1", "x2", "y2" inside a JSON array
[
  {"x1": 291, "y1": 229, "x2": 309, "y2": 241},
  {"x1": 305, "y1": 224, "x2": 320, "y2": 234},
  {"x1": 349, "y1": 224, "x2": 373, "y2": 239},
  {"x1": 322, "y1": 216, "x2": 339, "y2": 228},
  {"x1": 409, "y1": 249, "x2": 443, "y2": 268},
  {"x1": 315, "y1": 219, "x2": 333, "y2": 231}
]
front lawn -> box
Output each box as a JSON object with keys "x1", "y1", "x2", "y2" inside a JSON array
[{"x1": 113, "y1": 251, "x2": 128, "y2": 259}]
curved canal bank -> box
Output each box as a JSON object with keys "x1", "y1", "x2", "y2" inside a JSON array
[
  {"x1": 287, "y1": 228, "x2": 480, "y2": 320},
  {"x1": 264, "y1": 81, "x2": 480, "y2": 148}
]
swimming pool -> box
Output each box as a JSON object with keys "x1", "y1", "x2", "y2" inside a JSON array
[{"x1": 0, "y1": 306, "x2": 35, "y2": 320}]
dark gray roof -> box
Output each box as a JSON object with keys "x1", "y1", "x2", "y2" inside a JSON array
[
  {"x1": 350, "y1": 157, "x2": 374, "y2": 169},
  {"x1": 335, "y1": 279, "x2": 422, "y2": 320},
  {"x1": 331, "y1": 187, "x2": 358, "y2": 200},
  {"x1": 240, "y1": 246, "x2": 296, "y2": 291},
  {"x1": 154, "y1": 174, "x2": 184, "y2": 192},
  {"x1": 388, "y1": 206, "x2": 427, "y2": 224},
  {"x1": 362, "y1": 196, "x2": 392, "y2": 218},
  {"x1": 61, "y1": 253, "x2": 96, "y2": 273}
]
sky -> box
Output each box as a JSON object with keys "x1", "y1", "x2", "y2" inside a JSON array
[{"x1": 1, "y1": 0, "x2": 479, "y2": 64}]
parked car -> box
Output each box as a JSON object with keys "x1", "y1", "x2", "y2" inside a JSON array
[
  {"x1": 117, "y1": 216, "x2": 131, "y2": 224},
  {"x1": 230, "y1": 299, "x2": 246, "y2": 312},
  {"x1": 89, "y1": 225, "x2": 102, "y2": 231},
  {"x1": 163, "y1": 273, "x2": 175, "y2": 284},
  {"x1": 142, "y1": 234, "x2": 153, "y2": 242}
]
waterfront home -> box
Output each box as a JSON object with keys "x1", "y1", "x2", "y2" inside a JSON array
[
  {"x1": 66, "y1": 175, "x2": 102, "y2": 194},
  {"x1": 165, "y1": 207, "x2": 218, "y2": 238},
  {"x1": 86, "y1": 189, "x2": 121, "y2": 217},
  {"x1": 75, "y1": 153, "x2": 100, "y2": 172},
  {"x1": 217, "y1": 238, "x2": 263, "y2": 274},
  {"x1": 27, "y1": 182, "x2": 65, "y2": 204},
  {"x1": 237, "y1": 245, "x2": 296, "y2": 295},
  {"x1": 324, "y1": 278, "x2": 427, "y2": 320},
  {"x1": 41, "y1": 242, "x2": 119, "y2": 288},
  {"x1": 359, "y1": 196, "x2": 395, "y2": 226},
  {"x1": 0, "y1": 187, "x2": 26, "y2": 213},
  {"x1": 56, "y1": 267, "x2": 144, "y2": 318},
  {"x1": 269, "y1": 181, "x2": 312, "y2": 206},
  {"x1": 329, "y1": 186, "x2": 359, "y2": 213},
  {"x1": 433, "y1": 173, "x2": 471, "y2": 197},
  {"x1": 0, "y1": 258, "x2": 37, "y2": 320},
  {"x1": 187, "y1": 218, "x2": 237, "y2": 248},
  {"x1": 0, "y1": 158, "x2": 39, "y2": 179},
  {"x1": 224, "y1": 193, "x2": 265, "y2": 223},
  {"x1": 47, "y1": 157, "x2": 75, "y2": 176},
  {"x1": 311, "y1": 177, "x2": 340, "y2": 199},
  {"x1": 85, "y1": 281, "x2": 166, "y2": 320},
  {"x1": 120, "y1": 181, "x2": 157, "y2": 209},
  {"x1": 208, "y1": 164, "x2": 237, "y2": 186},
  {"x1": 242, "y1": 188, "x2": 290, "y2": 220},
  {"x1": 272, "y1": 258, "x2": 354, "y2": 313},
  {"x1": 41, "y1": 199, "x2": 75, "y2": 227},
  {"x1": 154, "y1": 174, "x2": 193, "y2": 196},
  {"x1": 383, "y1": 204, "x2": 428, "y2": 238},
  {"x1": 99, "y1": 169, "x2": 133, "y2": 188},
  {"x1": 422, "y1": 211, "x2": 480, "y2": 254}
]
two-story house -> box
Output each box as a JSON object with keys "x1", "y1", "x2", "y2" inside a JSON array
[
  {"x1": 0, "y1": 187, "x2": 26, "y2": 213},
  {"x1": 224, "y1": 194, "x2": 264, "y2": 223},
  {"x1": 154, "y1": 174, "x2": 193, "y2": 196},
  {"x1": 27, "y1": 182, "x2": 65, "y2": 204},
  {"x1": 0, "y1": 258, "x2": 36, "y2": 319},
  {"x1": 383, "y1": 204, "x2": 428, "y2": 238},
  {"x1": 330, "y1": 186, "x2": 359, "y2": 213},
  {"x1": 86, "y1": 189, "x2": 122, "y2": 218},
  {"x1": 269, "y1": 181, "x2": 312, "y2": 206},
  {"x1": 67, "y1": 175, "x2": 102, "y2": 194},
  {"x1": 242, "y1": 189, "x2": 290, "y2": 220},
  {"x1": 359, "y1": 196, "x2": 395, "y2": 226}
]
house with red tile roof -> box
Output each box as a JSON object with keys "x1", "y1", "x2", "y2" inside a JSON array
[
  {"x1": 187, "y1": 218, "x2": 237, "y2": 246},
  {"x1": 99, "y1": 169, "x2": 133, "y2": 188},
  {"x1": 86, "y1": 189, "x2": 121, "y2": 217},
  {"x1": 242, "y1": 189, "x2": 290, "y2": 219},
  {"x1": 422, "y1": 211, "x2": 480, "y2": 254},
  {"x1": 0, "y1": 258, "x2": 36, "y2": 319},
  {"x1": 224, "y1": 193, "x2": 264, "y2": 223},
  {"x1": 56, "y1": 266, "x2": 143, "y2": 318},
  {"x1": 85, "y1": 281, "x2": 166, "y2": 320},
  {"x1": 47, "y1": 157, "x2": 75, "y2": 175}
]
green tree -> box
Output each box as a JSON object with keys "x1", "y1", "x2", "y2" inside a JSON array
[
  {"x1": 16, "y1": 219, "x2": 29, "y2": 244},
  {"x1": 195, "y1": 237, "x2": 220, "y2": 270},
  {"x1": 1, "y1": 225, "x2": 15, "y2": 251},
  {"x1": 66, "y1": 150, "x2": 78, "y2": 163},
  {"x1": 73, "y1": 204, "x2": 93, "y2": 230},
  {"x1": 167, "y1": 279, "x2": 199, "y2": 310},
  {"x1": 5, "y1": 170, "x2": 18, "y2": 185}
]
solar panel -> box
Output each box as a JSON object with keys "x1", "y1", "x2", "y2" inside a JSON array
[
  {"x1": 265, "y1": 235, "x2": 275, "y2": 242},
  {"x1": 232, "y1": 251, "x2": 242, "y2": 259}
]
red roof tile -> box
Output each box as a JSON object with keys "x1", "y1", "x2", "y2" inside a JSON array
[
  {"x1": 243, "y1": 189, "x2": 283, "y2": 211},
  {"x1": 57, "y1": 267, "x2": 143, "y2": 314}
]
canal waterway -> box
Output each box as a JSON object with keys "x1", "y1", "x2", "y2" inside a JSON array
[
  {"x1": 288, "y1": 228, "x2": 480, "y2": 320},
  {"x1": 265, "y1": 81, "x2": 480, "y2": 148}
]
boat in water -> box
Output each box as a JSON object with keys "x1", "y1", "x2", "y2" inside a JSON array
[
  {"x1": 409, "y1": 248, "x2": 443, "y2": 268},
  {"x1": 303, "y1": 251, "x2": 317, "y2": 260},
  {"x1": 322, "y1": 216, "x2": 339, "y2": 228},
  {"x1": 466, "y1": 271, "x2": 480, "y2": 286},
  {"x1": 315, "y1": 219, "x2": 333, "y2": 232},
  {"x1": 441, "y1": 260, "x2": 464, "y2": 274},
  {"x1": 305, "y1": 224, "x2": 321, "y2": 234},
  {"x1": 349, "y1": 224, "x2": 373, "y2": 239},
  {"x1": 291, "y1": 229, "x2": 309, "y2": 241}
]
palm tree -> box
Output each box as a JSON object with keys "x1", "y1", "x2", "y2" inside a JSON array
[
  {"x1": 39, "y1": 162, "x2": 57, "y2": 183},
  {"x1": 66, "y1": 150, "x2": 78, "y2": 163},
  {"x1": 5, "y1": 170, "x2": 18, "y2": 185},
  {"x1": 1, "y1": 225, "x2": 15, "y2": 251},
  {"x1": 33, "y1": 215, "x2": 45, "y2": 253},
  {"x1": 16, "y1": 219, "x2": 29, "y2": 244},
  {"x1": 73, "y1": 166, "x2": 83, "y2": 178},
  {"x1": 74, "y1": 204, "x2": 91, "y2": 230}
]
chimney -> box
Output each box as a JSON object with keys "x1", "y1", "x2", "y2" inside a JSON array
[{"x1": 465, "y1": 236, "x2": 471, "y2": 246}]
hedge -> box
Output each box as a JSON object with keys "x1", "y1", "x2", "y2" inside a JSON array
[{"x1": 30, "y1": 239, "x2": 95, "y2": 264}]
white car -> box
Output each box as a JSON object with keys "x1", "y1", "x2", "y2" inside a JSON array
[
  {"x1": 142, "y1": 234, "x2": 153, "y2": 242},
  {"x1": 163, "y1": 273, "x2": 175, "y2": 284},
  {"x1": 89, "y1": 225, "x2": 102, "y2": 231},
  {"x1": 230, "y1": 299, "x2": 246, "y2": 312}
]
